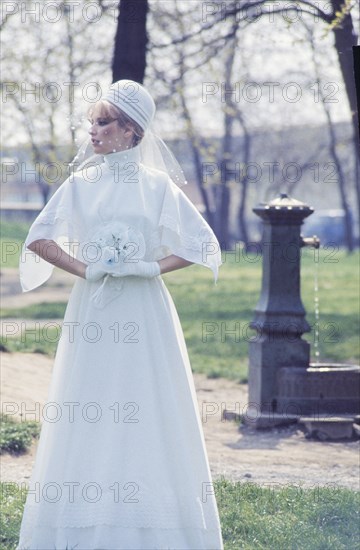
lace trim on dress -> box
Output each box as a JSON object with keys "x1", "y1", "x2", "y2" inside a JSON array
[
  {"x1": 159, "y1": 213, "x2": 216, "y2": 254},
  {"x1": 35, "y1": 206, "x2": 70, "y2": 225},
  {"x1": 23, "y1": 207, "x2": 78, "y2": 255},
  {"x1": 19, "y1": 492, "x2": 219, "y2": 530}
]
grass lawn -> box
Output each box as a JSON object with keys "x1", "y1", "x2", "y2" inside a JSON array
[
  {"x1": 1, "y1": 222, "x2": 359, "y2": 382},
  {"x1": 1, "y1": 479, "x2": 359, "y2": 550},
  {"x1": 217, "y1": 479, "x2": 360, "y2": 549}
]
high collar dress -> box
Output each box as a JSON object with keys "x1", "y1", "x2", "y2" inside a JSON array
[{"x1": 16, "y1": 144, "x2": 224, "y2": 550}]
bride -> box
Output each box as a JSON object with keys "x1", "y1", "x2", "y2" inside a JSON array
[{"x1": 17, "y1": 79, "x2": 224, "y2": 550}]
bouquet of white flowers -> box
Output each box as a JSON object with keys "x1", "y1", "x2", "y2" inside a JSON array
[
  {"x1": 92, "y1": 222, "x2": 146, "y2": 264},
  {"x1": 87, "y1": 221, "x2": 146, "y2": 308}
]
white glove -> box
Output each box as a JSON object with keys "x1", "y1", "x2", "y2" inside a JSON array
[
  {"x1": 85, "y1": 246, "x2": 118, "y2": 282},
  {"x1": 108, "y1": 258, "x2": 161, "y2": 279},
  {"x1": 85, "y1": 263, "x2": 109, "y2": 282}
]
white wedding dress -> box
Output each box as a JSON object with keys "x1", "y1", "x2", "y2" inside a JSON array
[{"x1": 17, "y1": 144, "x2": 224, "y2": 550}]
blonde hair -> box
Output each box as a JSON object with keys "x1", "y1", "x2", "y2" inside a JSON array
[{"x1": 88, "y1": 100, "x2": 145, "y2": 146}]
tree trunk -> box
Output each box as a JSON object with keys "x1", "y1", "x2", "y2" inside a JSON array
[
  {"x1": 177, "y1": 88, "x2": 215, "y2": 227},
  {"x1": 237, "y1": 130, "x2": 251, "y2": 247},
  {"x1": 353, "y1": 46, "x2": 360, "y2": 141},
  {"x1": 190, "y1": 141, "x2": 215, "y2": 229},
  {"x1": 330, "y1": 0, "x2": 360, "y2": 243},
  {"x1": 328, "y1": 125, "x2": 354, "y2": 251},
  {"x1": 39, "y1": 180, "x2": 51, "y2": 206},
  {"x1": 216, "y1": 30, "x2": 237, "y2": 249},
  {"x1": 216, "y1": 182, "x2": 231, "y2": 249},
  {"x1": 215, "y1": 113, "x2": 234, "y2": 248},
  {"x1": 112, "y1": 0, "x2": 149, "y2": 83}
]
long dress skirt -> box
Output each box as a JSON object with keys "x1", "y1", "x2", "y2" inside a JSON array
[{"x1": 16, "y1": 273, "x2": 224, "y2": 550}]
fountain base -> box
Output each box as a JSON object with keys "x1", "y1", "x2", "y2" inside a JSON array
[
  {"x1": 240, "y1": 363, "x2": 360, "y2": 430},
  {"x1": 277, "y1": 364, "x2": 360, "y2": 415},
  {"x1": 298, "y1": 415, "x2": 358, "y2": 440}
]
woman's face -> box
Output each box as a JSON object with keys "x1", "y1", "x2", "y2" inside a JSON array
[{"x1": 88, "y1": 103, "x2": 133, "y2": 154}]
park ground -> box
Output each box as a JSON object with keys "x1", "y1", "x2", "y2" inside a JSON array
[{"x1": 1, "y1": 267, "x2": 359, "y2": 491}]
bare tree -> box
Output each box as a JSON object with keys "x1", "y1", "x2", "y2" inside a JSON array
[
  {"x1": 1, "y1": 0, "x2": 115, "y2": 203},
  {"x1": 304, "y1": 20, "x2": 355, "y2": 250},
  {"x1": 151, "y1": 0, "x2": 359, "y2": 243}
]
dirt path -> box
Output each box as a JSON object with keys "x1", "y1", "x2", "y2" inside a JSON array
[
  {"x1": 1, "y1": 268, "x2": 359, "y2": 490},
  {"x1": 2, "y1": 351, "x2": 359, "y2": 491}
]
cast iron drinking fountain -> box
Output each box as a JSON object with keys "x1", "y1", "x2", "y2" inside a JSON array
[{"x1": 233, "y1": 193, "x2": 360, "y2": 439}]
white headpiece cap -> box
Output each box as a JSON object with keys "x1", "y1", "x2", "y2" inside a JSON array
[
  {"x1": 103, "y1": 80, "x2": 156, "y2": 131},
  {"x1": 72, "y1": 79, "x2": 187, "y2": 187}
]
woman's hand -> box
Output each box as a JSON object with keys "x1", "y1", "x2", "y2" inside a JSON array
[
  {"x1": 85, "y1": 263, "x2": 110, "y2": 282},
  {"x1": 106, "y1": 254, "x2": 193, "y2": 278},
  {"x1": 107, "y1": 258, "x2": 161, "y2": 279}
]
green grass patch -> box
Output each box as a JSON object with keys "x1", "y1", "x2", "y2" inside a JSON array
[
  {"x1": 0, "y1": 221, "x2": 30, "y2": 241},
  {"x1": 216, "y1": 478, "x2": 360, "y2": 549},
  {"x1": 1, "y1": 238, "x2": 25, "y2": 269},
  {"x1": 0, "y1": 482, "x2": 27, "y2": 549},
  {"x1": 0, "y1": 221, "x2": 30, "y2": 269},
  {"x1": 1, "y1": 479, "x2": 359, "y2": 550},
  {"x1": 0, "y1": 414, "x2": 40, "y2": 455},
  {"x1": 0, "y1": 302, "x2": 67, "y2": 319},
  {"x1": 300, "y1": 247, "x2": 360, "y2": 364},
  {"x1": 1, "y1": 325, "x2": 60, "y2": 356}
]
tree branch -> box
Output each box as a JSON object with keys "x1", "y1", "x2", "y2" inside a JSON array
[{"x1": 151, "y1": 0, "x2": 333, "y2": 49}]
